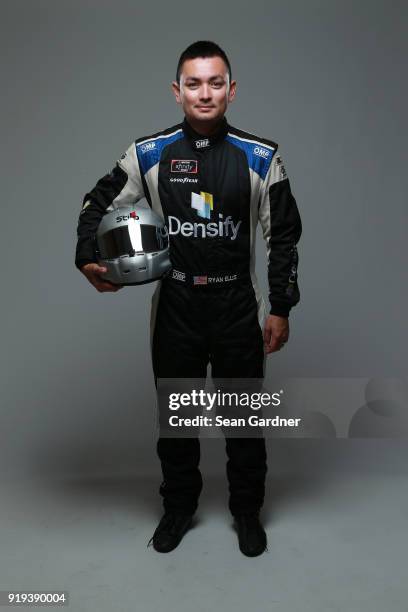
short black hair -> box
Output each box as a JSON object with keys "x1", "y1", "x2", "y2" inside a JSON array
[{"x1": 176, "y1": 40, "x2": 232, "y2": 83}]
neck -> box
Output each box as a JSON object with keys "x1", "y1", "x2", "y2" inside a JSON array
[{"x1": 185, "y1": 115, "x2": 225, "y2": 137}]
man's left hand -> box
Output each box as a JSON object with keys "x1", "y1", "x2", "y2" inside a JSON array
[{"x1": 263, "y1": 315, "x2": 289, "y2": 354}]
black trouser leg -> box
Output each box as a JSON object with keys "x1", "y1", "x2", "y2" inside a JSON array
[
  {"x1": 210, "y1": 281, "x2": 268, "y2": 516},
  {"x1": 225, "y1": 437, "x2": 267, "y2": 515},
  {"x1": 152, "y1": 281, "x2": 208, "y2": 514},
  {"x1": 152, "y1": 279, "x2": 268, "y2": 516},
  {"x1": 157, "y1": 437, "x2": 203, "y2": 514}
]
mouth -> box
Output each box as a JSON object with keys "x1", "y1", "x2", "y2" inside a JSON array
[{"x1": 196, "y1": 106, "x2": 215, "y2": 110}]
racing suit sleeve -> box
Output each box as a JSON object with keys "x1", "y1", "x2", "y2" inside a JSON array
[
  {"x1": 75, "y1": 142, "x2": 144, "y2": 270},
  {"x1": 258, "y1": 150, "x2": 302, "y2": 317}
]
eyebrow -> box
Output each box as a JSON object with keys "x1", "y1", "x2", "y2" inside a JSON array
[{"x1": 184, "y1": 75, "x2": 226, "y2": 82}]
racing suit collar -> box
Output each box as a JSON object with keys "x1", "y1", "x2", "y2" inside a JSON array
[{"x1": 182, "y1": 116, "x2": 229, "y2": 150}]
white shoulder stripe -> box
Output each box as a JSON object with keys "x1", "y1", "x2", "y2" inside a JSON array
[
  {"x1": 137, "y1": 128, "x2": 183, "y2": 146},
  {"x1": 227, "y1": 131, "x2": 276, "y2": 151}
]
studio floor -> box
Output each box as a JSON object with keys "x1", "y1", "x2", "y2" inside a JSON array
[{"x1": 1, "y1": 442, "x2": 408, "y2": 612}]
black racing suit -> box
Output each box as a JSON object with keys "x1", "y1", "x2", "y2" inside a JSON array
[{"x1": 75, "y1": 116, "x2": 302, "y2": 515}]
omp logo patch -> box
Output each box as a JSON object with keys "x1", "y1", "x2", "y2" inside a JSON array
[
  {"x1": 171, "y1": 159, "x2": 198, "y2": 174},
  {"x1": 171, "y1": 269, "x2": 186, "y2": 282},
  {"x1": 140, "y1": 142, "x2": 156, "y2": 154},
  {"x1": 253, "y1": 146, "x2": 270, "y2": 159},
  {"x1": 195, "y1": 138, "x2": 210, "y2": 149}
]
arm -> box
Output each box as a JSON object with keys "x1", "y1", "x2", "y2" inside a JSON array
[
  {"x1": 75, "y1": 141, "x2": 145, "y2": 269},
  {"x1": 75, "y1": 142, "x2": 145, "y2": 290},
  {"x1": 258, "y1": 150, "x2": 302, "y2": 351}
]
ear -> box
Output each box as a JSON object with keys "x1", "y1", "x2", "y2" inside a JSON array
[
  {"x1": 172, "y1": 81, "x2": 182, "y2": 104},
  {"x1": 228, "y1": 79, "x2": 237, "y2": 103}
]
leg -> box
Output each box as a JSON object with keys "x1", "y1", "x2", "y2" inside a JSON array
[
  {"x1": 225, "y1": 436, "x2": 267, "y2": 515},
  {"x1": 152, "y1": 280, "x2": 208, "y2": 514},
  {"x1": 156, "y1": 437, "x2": 202, "y2": 514},
  {"x1": 210, "y1": 282, "x2": 268, "y2": 516}
]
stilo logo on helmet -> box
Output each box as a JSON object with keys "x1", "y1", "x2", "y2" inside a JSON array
[{"x1": 116, "y1": 211, "x2": 140, "y2": 222}]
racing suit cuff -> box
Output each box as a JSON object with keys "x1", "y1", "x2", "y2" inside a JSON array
[
  {"x1": 269, "y1": 303, "x2": 290, "y2": 318},
  {"x1": 75, "y1": 258, "x2": 98, "y2": 271}
]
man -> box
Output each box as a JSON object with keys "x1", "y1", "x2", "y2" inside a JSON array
[{"x1": 75, "y1": 41, "x2": 302, "y2": 557}]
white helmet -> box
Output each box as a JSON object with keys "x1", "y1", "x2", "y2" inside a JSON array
[{"x1": 95, "y1": 200, "x2": 171, "y2": 285}]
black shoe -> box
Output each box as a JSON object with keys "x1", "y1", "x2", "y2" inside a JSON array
[
  {"x1": 233, "y1": 511, "x2": 268, "y2": 557},
  {"x1": 147, "y1": 511, "x2": 193, "y2": 553}
]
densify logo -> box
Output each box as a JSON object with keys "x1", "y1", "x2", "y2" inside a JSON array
[
  {"x1": 167, "y1": 191, "x2": 242, "y2": 240},
  {"x1": 167, "y1": 213, "x2": 241, "y2": 240}
]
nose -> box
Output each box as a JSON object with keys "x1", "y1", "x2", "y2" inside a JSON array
[{"x1": 199, "y1": 83, "x2": 211, "y2": 101}]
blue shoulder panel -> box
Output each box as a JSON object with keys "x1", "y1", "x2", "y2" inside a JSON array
[
  {"x1": 136, "y1": 130, "x2": 184, "y2": 176},
  {"x1": 226, "y1": 134, "x2": 276, "y2": 180}
]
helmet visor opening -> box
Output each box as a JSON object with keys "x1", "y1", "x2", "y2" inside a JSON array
[
  {"x1": 98, "y1": 226, "x2": 134, "y2": 259},
  {"x1": 140, "y1": 224, "x2": 168, "y2": 253},
  {"x1": 98, "y1": 224, "x2": 168, "y2": 259}
]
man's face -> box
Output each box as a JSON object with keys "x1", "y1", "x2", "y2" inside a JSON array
[{"x1": 172, "y1": 56, "x2": 236, "y2": 126}]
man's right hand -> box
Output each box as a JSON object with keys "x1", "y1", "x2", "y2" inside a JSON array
[{"x1": 80, "y1": 263, "x2": 123, "y2": 292}]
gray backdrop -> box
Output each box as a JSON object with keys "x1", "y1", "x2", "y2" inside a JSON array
[
  {"x1": 1, "y1": 2, "x2": 408, "y2": 610},
  {"x1": 1, "y1": 0, "x2": 407, "y2": 482}
]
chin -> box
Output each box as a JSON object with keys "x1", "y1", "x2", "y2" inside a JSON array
[{"x1": 192, "y1": 110, "x2": 222, "y2": 122}]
